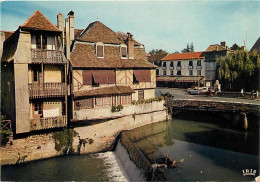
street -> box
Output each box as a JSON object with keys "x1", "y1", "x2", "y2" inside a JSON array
[{"x1": 155, "y1": 87, "x2": 260, "y2": 105}]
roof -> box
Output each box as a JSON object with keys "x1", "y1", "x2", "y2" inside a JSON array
[
  {"x1": 20, "y1": 10, "x2": 61, "y2": 32},
  {"x1": 1, "y1": 30, "x2": 19, "y2": 62},
  {"x1": 250, "y1": 37, "x2": 260, "y2": 54},
  {"x1": 74, "y1": 85, "x2": 135, "y2": 97},
  {"x1": 70, "y1": 42, "x2": 156, "y2": 68},
  {"x1": 74, "y1": 29, "x2": 84, "y2": 39},
  {"x1": 148, "y1": 53, "x2": 168, "y2": 62},
  {"x1": 162, "y1": 52, "x2": 204, "y2": 61},
  {"x1": 77, "y1": 21, "x2": 122, "y2": 44},
  {"x1": 117, "y1": 32, "x2": 142, "y2": 46},
  {"x1": 0, "y1": 31, "x2": 14, "y2": 40},
  {"x1": 157, "y1": 76, "x2": 204, "y2": 82},
  {"x1": 205, "y1": 44, "x2": 228, "y2": 52}
]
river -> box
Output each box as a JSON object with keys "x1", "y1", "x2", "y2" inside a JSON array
[{"x1": 1, "y1": 111, "x2": 259, "y2": 181}]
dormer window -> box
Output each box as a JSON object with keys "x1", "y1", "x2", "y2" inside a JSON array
[
  {"x1": 96, "y1": 42, "x2": 104, "y2": 58},
  {"x1": 120, "y1": 44, "x2": 127, "y2": 58}
]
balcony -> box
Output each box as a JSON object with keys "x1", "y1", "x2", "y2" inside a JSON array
[
  {"x1": 176, "y1": 66, "x2": 181, "y2": 70},
  {"x1": 28, "y1": 82, "x2": 66, "y2": 98},
  {"x1": 197, "y1": 66, "x2": 202, "y2": 69},
  {"x1": 188, "y1": 66, "x2": 193, "y2": 69},
  {"x1": 30, "y1": 116, "x2": 67, "y2": 131},
  {"x1": 31, "y1": 49, "x2": 66, "y2": 64}
]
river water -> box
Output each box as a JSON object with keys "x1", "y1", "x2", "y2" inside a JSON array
[{"x1": 1, "y1": 111, "x2": 259, "y2": 181}]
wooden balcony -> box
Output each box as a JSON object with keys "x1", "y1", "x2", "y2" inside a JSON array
[
  {"x1": 30, "y1": 116, "x2": 67, "y2": 131},
  {"x1": 28, "y1": 82, "x2": 66, "y2": 98},
  {"x1": 31, "y1": 49, "x2": 66, "y2": 64}
]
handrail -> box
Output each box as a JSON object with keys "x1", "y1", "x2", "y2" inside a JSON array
[
  {"x1": 31, "y1": 116, "x2": 67, "y2": 131},
  {"x1": 28, "y1": 82, "x2": 66, "y2": 98},
  {"x1": 31, "y1": 49, "x2": 66, "y2": 64}
]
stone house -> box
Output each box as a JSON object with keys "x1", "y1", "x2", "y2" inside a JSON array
[
  {"x1": 62, "y1": 13, "x2": 157, "y2": 121},
  {"x1": 156, "y1": 52, "x2": 205, "y2": 88},
  {"x1": 1, "y1": 10, "x2": 68, "y2": 134},
  {"x1": 204, "y1": 41, "x2": 232, "y2": 87}
]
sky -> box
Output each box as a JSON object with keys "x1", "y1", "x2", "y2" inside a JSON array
[{"x1": 1, "y1": 1, "x2": 260, "y2": 53}]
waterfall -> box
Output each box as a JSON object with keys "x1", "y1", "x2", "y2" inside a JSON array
[{"x1": 114, "y1": 140, "x2": 146, "y2": 182}]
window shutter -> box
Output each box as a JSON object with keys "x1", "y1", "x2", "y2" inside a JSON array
[
  {"x1": 121, "y1": 47, "x2": 127, "y2": 57},
  {"x1": 97, "y1": 45, "x2": 104, "y2": 57}
]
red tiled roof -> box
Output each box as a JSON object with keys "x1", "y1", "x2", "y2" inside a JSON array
[
  {"x1": 74, "y1": 85, "x2": 134, "y2": 97},
  {"x1": 20, "y1": 10, "x2": 61, "y2": 32},
  {"x1": 70, "y1": 42, "x2": 156, "y2": 68},
  {"x1": 74, "y1": 29, "x2": 84, "y2": 39},
  {"x1": 77, "y1": 21, "x2": 122, "y2": 44},
  {"x1": 162, "y1": 52, "x2": 204, "y2": 61}
]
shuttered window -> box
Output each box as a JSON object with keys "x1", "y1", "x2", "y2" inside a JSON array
[
  {"x1": 121, "y1": 47, "x2": 127, "y2": 58},
  {"x1": 75, "y1": 97, "x2": 93, "y2": 110},
  {"x1": 138, "y1": 90, "x2": 144, "y2": 100},
  {"x1": 121, "y1": 94, "x2": 131, "y2": 105},
  {"x1": 97, "y1": 45, "x2": 104, "y2": 57}
]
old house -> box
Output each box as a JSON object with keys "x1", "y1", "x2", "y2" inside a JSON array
[
  {"x1": 1, "y1": 10, "x2": 68, "y2": 134},
  {"x1": 156, "y1": 52, "x2": 205, "y2": 88},
  {"x1": 63, "y1": 14, "x2": 157, "y2": 121},
  {"x1": 148, "y1": 53, "x2": 168, "y2": 76},
  {"x1": 204, "y1": 41, "x2": 232, "y2": 87}
]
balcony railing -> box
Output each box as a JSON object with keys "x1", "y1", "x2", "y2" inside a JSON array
[
  {"x1": 197, "y1": 66, "x2": 202, "y2": 69},
  {"x1": 188, "y1": 66, "x2": 193, "y2": 69},
  {"x1": 30, "y1": 116, "x2": 67, "y2": 131},
  {"x1": 31, "y1": 49, "x2": 66, "y2": 64},
  {"x1": 28, "y1": 82, "x2": 66, "y2": 98}
]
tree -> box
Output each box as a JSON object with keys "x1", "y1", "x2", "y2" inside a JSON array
[
  {"x1": 216, "y1": 50, "x2": 259, "y2": 91},
  {"x1": 149, "y1": 49, "x2": 168, "y2": 55},
  {"x1": 181, "y1": 42, "x2": 194, "y2": 53}
]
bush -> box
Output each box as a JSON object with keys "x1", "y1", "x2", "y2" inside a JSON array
[
  {"x1": 52, "y1": 128, "x2": 74, "y2": 153},
  {"x1": 132, "y1": 96, "x2": 164, "y2": 105},
  {"x1": 111, "y1": 105, "x2": 124, "y2": 112}
]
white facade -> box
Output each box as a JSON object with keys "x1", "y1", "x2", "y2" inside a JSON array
[{"x1": 160, "y1": 59, "x2": 205, "y2": 77}]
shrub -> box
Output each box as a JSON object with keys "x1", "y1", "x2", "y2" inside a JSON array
[{"x1": 52, "y1": 128, "x2": 74, "y2": 153}]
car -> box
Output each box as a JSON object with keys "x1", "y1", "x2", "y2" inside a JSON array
[{"x1": 187, "y1": 87, "x2": 208, "y2": 95}]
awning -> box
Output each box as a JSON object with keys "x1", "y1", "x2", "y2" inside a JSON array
[
  {"x1": 133, "y1": 70, "x2": 151, "y2": 82},
  {"x1": 82, "y1": 70, "x2": 115, "y2": 85},
  {"x1": 157, "y1": 76, "x2": 204, "y2": 83},
  {"x1": 74, "y1": 85, "x2": 135, "y2": 97}
]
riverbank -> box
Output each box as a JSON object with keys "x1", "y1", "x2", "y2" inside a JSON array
[{"x1": 0, "y1": 101, "x2": 168, "y2": 165}]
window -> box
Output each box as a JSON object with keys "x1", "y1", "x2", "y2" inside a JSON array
[
  {"x1": 34, "y1": 102, "x2": 43, "y2": 116},
  {"x1": 177, "y1": 61, "x2": 181, "y2": 67},
  {"x1": 95, "y1": 96, "x2": 111, "y2": 107},
  {"x1": 177, "y1": 70, "x2": 181, "y2": 75},
  {"x1": 189, "y1": 70, "x2": 193, "y2": 76},
  {"x1": 163, "y1": 62, "x2": 166, "y2": 67},
  {"x1": 170, "y1": 62, "x2": 174, "y2": 68},
  {"x1": 36, "y1": 35, "x2": 47, "y2": 49},
  {"x1": 121, "y1": 94, "x2": 131, "y2": 105},
  {"x1": 96, "y1": 42, "x2": 104, "y2": 58},
  {"x1": 121, "y1": 45, "x2": 127, "y2": 58},
  {"x1": 75, "y1": 97, "x2": 93, "y2": 110},
  {"x1": 163, "y1": 70, "x2": 166, "y2": 75},
  {"x1": 156, "y1": 69, "x2": 159, "y2": 75},
  {"x1": 197, "y1": 60, "x2": 201, "y2": 66},
  {"x1": 32, "y1": 65, "x2": 41, "y2": 83},
  {"x1": 170, "y1": 70, "x2": 174, "y2": 75},
  {"x1": 189, "y1": 61, "x2": 193, "y2": 66},
  {"x1": 197, "y1": 70, "x2": 201, "y2": 76},
  {"x1": 138, "y1": 90, "x2": 144, "y2": 100}
]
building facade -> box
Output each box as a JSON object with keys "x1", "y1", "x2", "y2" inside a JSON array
[
  {"x1": 1, "y1": 10, "x2": 68, "y2": 134},
  {"x1": 156, "y1": 52, "x2": 205, "y2": 88}
]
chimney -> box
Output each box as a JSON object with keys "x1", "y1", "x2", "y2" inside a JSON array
[
  {"x1": 127, "y1": 32, "x2": 134, "y2": 59},
  {"x1": 68, "y1": 11, "x2": 74, "y2": 46},
  {"x1": 220, "y1": 41, "x2": 226, "y2": 48},
  {"x1": 57, "y1": 12, "x2": 64, "y2": 47},
  {"x1": 65, "y1": 18, "x2": 70, "y2": 60},
  {"x1": 241, "y1": 46, "x2": 246, "y2": 51}
]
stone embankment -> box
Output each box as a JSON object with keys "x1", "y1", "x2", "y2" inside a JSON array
[{"x1": 0, "y1": 101, "x2": 167, "y2": 165}]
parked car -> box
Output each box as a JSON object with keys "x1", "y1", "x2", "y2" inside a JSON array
[{"x1": 187, "y1": 87, "x2": 208, "y2": 95}]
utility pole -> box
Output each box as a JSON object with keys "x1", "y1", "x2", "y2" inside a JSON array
[{"x1": 244, "y1": 31, "x2": 248, "y2": 47}]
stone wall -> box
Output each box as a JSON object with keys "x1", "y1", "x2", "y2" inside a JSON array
[{"x1": 0, "y1": 108, "x2": 168, "y2": 165}]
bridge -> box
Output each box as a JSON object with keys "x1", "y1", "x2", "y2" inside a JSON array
[{"x1": 164, "y1": 98, "x2": 260, "y2": 114}]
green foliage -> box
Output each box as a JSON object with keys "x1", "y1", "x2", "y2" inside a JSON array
[
  {"x1": 230, "y1": 43, "x2": 242, "y2": 51},
  {"x1": 182, "y1": 42, "x2": 194, "y2": 53},
  {"x1": 52, "y1": 128, "x2": 74, "y2": 152},
  {"x1": 216, "y1": 50, "x2": 259, "y2": 91},
  {"x1": 149, "y1": 49, "x2": 168, "y2": 55},
  {"x1": 111, "y1": 105, "x2": 124, "y2": 112},
  {"x1": 132, "y1": 96, "x2": 164, "y2": 105}
]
